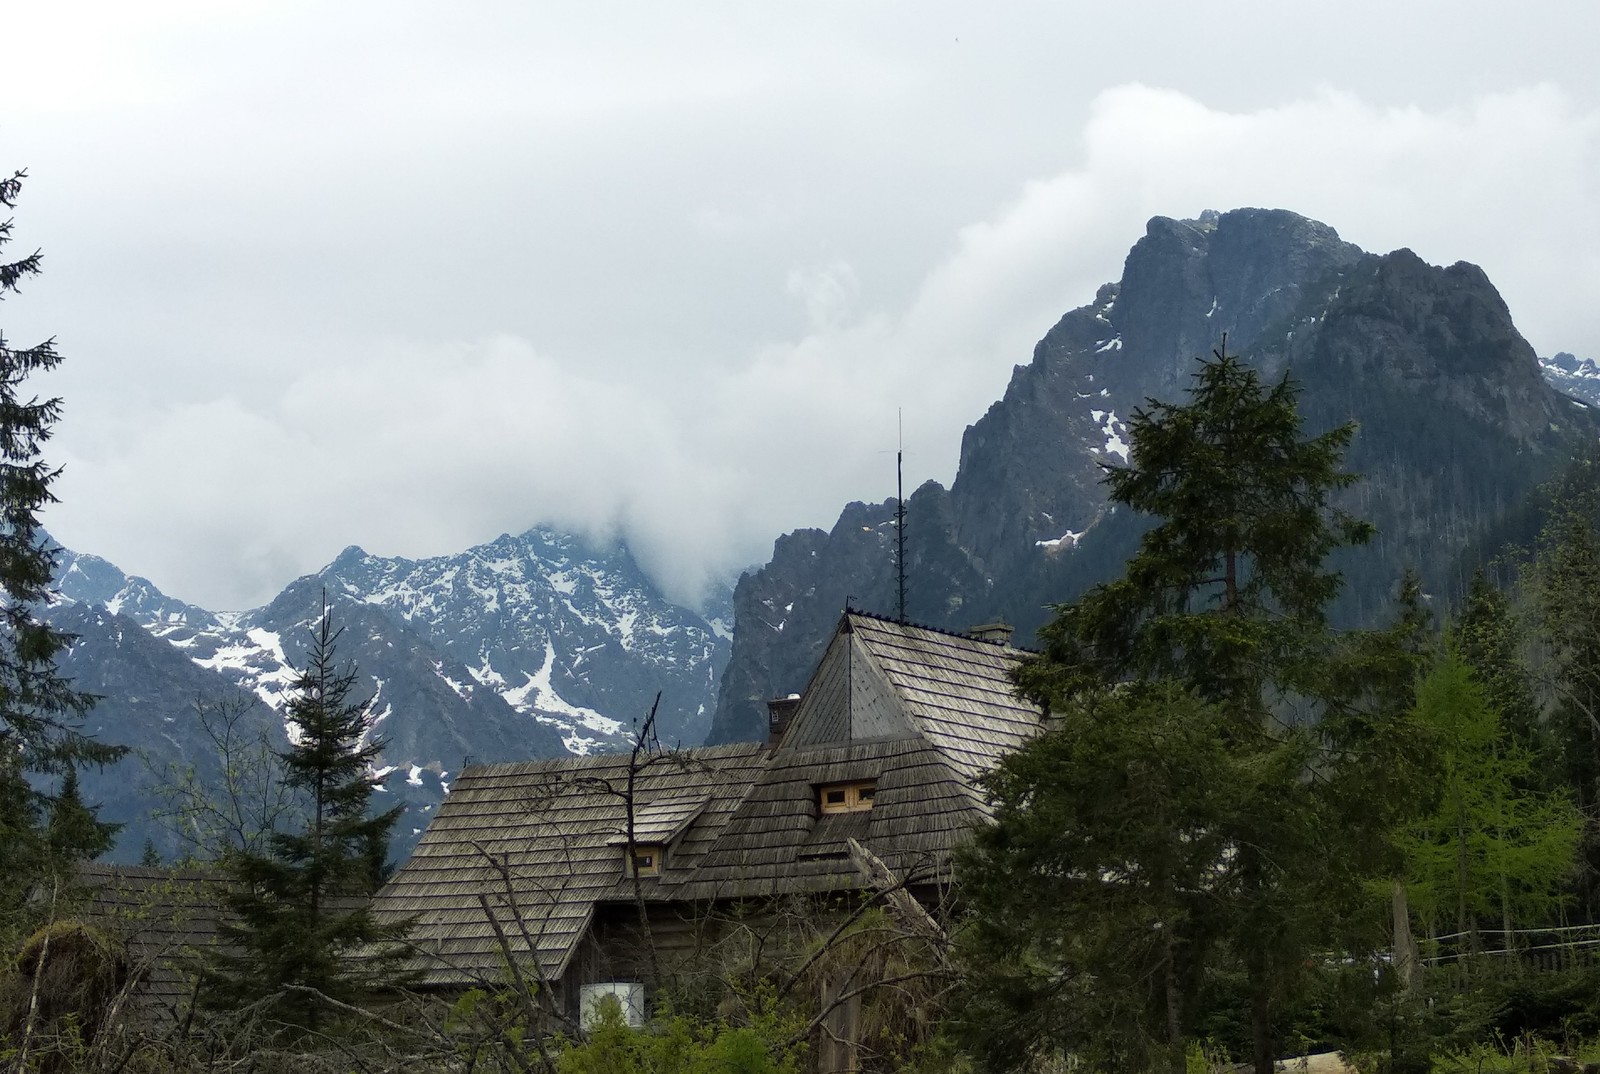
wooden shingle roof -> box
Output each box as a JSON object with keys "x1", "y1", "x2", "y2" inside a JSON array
[
  {"x1": 682, "y1": 736, "x2": 983, "y2": 898},
  {"x1": 682, "y1": 613, "x2": 1041, "y2": 896},
  {"x1": 371, "y1": 743, "x2": 770, "y2": 986},
  {"x1": 70, "y1": 863, "x2": 231, "y2": 1020},
  {"x1": 845, "y1": 613, "x2": 1041, "y2": 808},
  {"x1": 603, "y1": 794, "x2": 711, "y2": 846},
  {"x1": 370, "y1": 612, "x2": 1044, "y2": 987}
]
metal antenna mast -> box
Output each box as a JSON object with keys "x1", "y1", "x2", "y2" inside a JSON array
[{"x1": 896, "y1": 409, "x2": 907, "y2": 624}]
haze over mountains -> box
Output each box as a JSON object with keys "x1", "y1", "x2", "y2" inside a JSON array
[{"x1": 52, "y1": 207, "x2": 1599, "y2": 863}]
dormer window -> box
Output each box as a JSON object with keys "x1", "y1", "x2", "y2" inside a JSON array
[
  {"x1": 605, "y1": 793, "x2": 711, "y2": 878},
  {"x1": 626, "y1": 845, "x2": 663, "y2": 878},
  {"x1": 819, "y1": 781, "x2": 876, "y2": 815}
]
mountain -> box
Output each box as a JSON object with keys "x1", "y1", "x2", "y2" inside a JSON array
[
  {"x1": 708, "y1": 208, "x2": 1600, "y2": 744},
  {"x1": 49, "y1": 527, "x2": 730, "y2": 863},
  {"x1": 1541, "y1": 352, "x2": 1600, "y2": 407},
  {"x1": 317, "y1": 530, "x2": 728, "y2": 751},
  {"x1": 54, "y1": 598, "x2": 286, "y2": 863}
]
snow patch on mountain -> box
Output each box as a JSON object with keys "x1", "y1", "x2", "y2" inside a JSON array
[
  {"x1": 505, "y1": 639, "x2": 626, "y2": 754},
  {"x1": 1542, "y1": 352, "x2": 1600, "y2": 408},
  {"x1": 1088, "y1": 410, "x2": 1130, "y2": 463}
]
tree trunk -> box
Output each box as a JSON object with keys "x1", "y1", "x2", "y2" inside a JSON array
[
  {"x1": 1240, "y1": 847, "x2": 1273, "y2": 1074},
  {"x1": 1392, "y1": 879, "x2": 1420, "y2": 992},
  {"x1": 1500, "y1": 856, "x2": 1518, "y2": 970},
  {"x1": 1164, "y1": 930, "x2": 1185, "y2": 1074},
  {"x1": 1250, "y1": 967, "x2": 1273, "y2": 1074}
]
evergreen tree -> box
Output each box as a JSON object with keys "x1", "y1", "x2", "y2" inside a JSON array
[
  {"x1": 1456, "y1": 568, "x2": 1545, "y2": 764},
  {"x1": 44, "y1": 766, "x2": 119, "y2": 863},
  {"x1": 1401, "y1": 642, "x2": 1581, "y2": 954},
  {"x1": 1526, "y1": 478, "x2": 1600, "y2": 916},
  {"x1": 962, "y1": 344, "x2": 1411, "y2": 1074},
  {"x1": 956, "y1": 681, "x2": 1263, "y2": 1074},
  {"x1": 207, "y1": 602, "x2": 410, "y2": 1029},
  {"x1": 0, "y1": 170, "x2": 124, "y2": 916}
]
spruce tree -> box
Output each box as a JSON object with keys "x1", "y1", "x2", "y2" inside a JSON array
[
  {"x1": 0, "y1": 170, "x2": 124, "y2": 915},
  {"x1": 957, "y1": 681, "x2": 1260, "y2": 1074},
  {"x1": 44, "y1": 766, "x2": 119, "y2": 863},
  {"x1": 1526, "y1": 479, "x2": 1600, "y2": 916},
  {"x1": 963, "y1": 343, "x2": 1410, "y2": 1074},
  {"x1": 207, "y1": 601, "x2": 409, "y2": 1029}
]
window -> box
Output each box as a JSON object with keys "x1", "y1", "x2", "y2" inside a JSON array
[
  {"x1": 626, "y1": 845, "x2": 663, "y2": 877},
  {"x1": 580, "y1": 982, "x2": 646, "y2": 1028},
  {"x1": 819, "y1": 781, "x2": 876, "y2": 814}
]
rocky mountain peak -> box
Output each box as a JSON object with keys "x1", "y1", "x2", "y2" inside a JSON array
[
  {"x1": 48, "y1": 521, "x2": 730, "y2": 864},
  {"x1": 708, "y1": 208, "x2": 1600, "y2": 745}
]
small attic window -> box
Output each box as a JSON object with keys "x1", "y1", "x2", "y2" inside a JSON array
[
  {"x1": 819, "y1": 781, "x2": 876, "y2": 815},
  {"x1": 625, "y1": 845, "x2": 663, "y2": 878}
]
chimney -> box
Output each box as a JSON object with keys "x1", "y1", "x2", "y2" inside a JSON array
[
  {"x1": 968, "y1": 621, "x2": 1014, "y2": 647},
  {"x1": 767, "y1": 694, "x2": 802, "y2": 746}
]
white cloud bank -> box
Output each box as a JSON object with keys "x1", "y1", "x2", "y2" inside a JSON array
[{"x1": 47, "y1": 83, "x2": 1600, "y2": 611}]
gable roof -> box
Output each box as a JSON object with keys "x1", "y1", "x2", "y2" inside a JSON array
[
  {"x1": 843, "y1": 613, "x2": 1041, "y2": 805},
  {"x1": 782, "y1": 628, "x2": 914, "y2": 748},
  {"x1": 369, "y1": 611, "x2": 1043, "y2": 987},
  {"x1": 70, "y1": 863, "x2": 232, "y2": 1021},
  {"x1": 371, "y1": 742, "x2": 769, "y2": 987},
  {"x1": 683, "y1": 612, "x2": 1039, "y2": 895}
]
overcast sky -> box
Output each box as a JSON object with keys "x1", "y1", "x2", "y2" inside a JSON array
[{"x1": 5, "y1": 1, "x2": 1600, "y2": 612}]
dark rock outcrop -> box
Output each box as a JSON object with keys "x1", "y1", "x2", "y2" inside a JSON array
[{"x1": 708, "y1": 208, "x2": 1596, "y2": 744}]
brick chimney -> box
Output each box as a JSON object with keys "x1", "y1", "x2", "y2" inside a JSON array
[
  {"x1": 767, "y1": 694, "x2": 802, "y2": 746},
  {"x1": 968, "y1": 621, "x2": 1014, "y2": 646}
]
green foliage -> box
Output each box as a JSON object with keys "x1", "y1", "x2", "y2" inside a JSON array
[
  {"x1": 0, "y1": 170, "x2": 125, "y2": 922},
  {"x1": 44, "y1": 769, "x2": 117, "y2": 865},
  {"x1": 1525, "y1": 470, "x2": 1600, "y2": 918},
  {"x1": 965, "y1": 344, "x2": 1417, "y2": 1074},
  {"x1": 956, "y1": 681, "x2": 1259, "y2": 1073},
  {"x1": 1402, "y1": 643, "x2": 1582, "y2": 943},
  {"x1": 558, "y1": 998, "x2": 799, "y2": 1074},
  {"x1": 1, "y1": 916, "x2": 130, "y2": 1070},
  {"x1": 205, "y1": 602, "x2": 410, "y2": 1031},
  {"x1": 1018, "y1": 345, "x2": 1372, "y2": 708},
  {"x1": 1456, "y1": 570, "x2": 1545, "y2": 765}
]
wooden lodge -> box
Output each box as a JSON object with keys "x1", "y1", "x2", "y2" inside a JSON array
[
  {"x1": 48, "y1": 611, "x2": 1043, "y2": 1066},
  {"x1": 368, "y1": 610, "x2": 1044, "y2": 1049}
]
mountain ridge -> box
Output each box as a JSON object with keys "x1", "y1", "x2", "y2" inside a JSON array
[
  {"x1": 50, "y1": 525, "x2": 731, "y2": 862},
  {"x1": 707, "y1": 207, "x2": 1599, "y2": 744}
]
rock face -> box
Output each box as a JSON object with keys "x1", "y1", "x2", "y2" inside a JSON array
[
  {"x1": 317, "y1": 530, "x2": 727, "y2": 752},
  {"x1": 55, "y1": 599, "x2": 286, "y2": 862},
  {"x1": 708, "y1": 208, "x2": 1599, "y2": 744},
  {"x1": 50, "y1": 527, "x2": 729, "y2": 863}
]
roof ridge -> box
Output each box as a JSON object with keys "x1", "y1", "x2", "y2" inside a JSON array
[
  {"x1": 458, "y1": 740, "x2": 771, "y2": 779},
  {"x1": 845, "y1": 607, "x2": 1032, "y2": 651}
]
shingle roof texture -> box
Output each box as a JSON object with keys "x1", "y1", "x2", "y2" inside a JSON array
[
  {"x1": 370, "y1": 612, "x2": 1042, "y2": 986},
  {"x1": 845, "y1": 614, "x2": 1041, "y2": 806},
  {"x1": 371, "y1": 742, "x2": 770, "y2": 985},
  {"x1": 72, "y1": 863, "x2": 231, "y2": 1020}
]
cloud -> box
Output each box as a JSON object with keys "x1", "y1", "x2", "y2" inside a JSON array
[{"x1": 41, "y1": 82, "x2": 1600, "y2": 613}]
